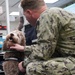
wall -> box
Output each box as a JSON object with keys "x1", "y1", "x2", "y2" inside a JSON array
[{"x1": 0, "y1": 21, "x2": 19, "y2": 36}]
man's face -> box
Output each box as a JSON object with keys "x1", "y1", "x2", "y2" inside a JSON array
[{"x1": 24, "y1": 10, "x2": 37, "y2": 26}]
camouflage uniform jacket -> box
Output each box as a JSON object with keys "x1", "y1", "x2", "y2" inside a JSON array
[{"x1": 24, "y1": 7, "x2": 75, "y2": 67}]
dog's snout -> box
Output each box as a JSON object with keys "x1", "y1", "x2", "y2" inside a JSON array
[
  {"x1": 9, "y1": 33, "x2": 14, "y2": 41},
  {"x1": 10, "y1": 33, "x2": 14, "y2": 36}
]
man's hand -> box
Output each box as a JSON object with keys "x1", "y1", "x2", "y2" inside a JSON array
[
  {"x1": 10, "y1": 44, "x2": 24, "y2": 52},
  {"x1": 18, "y1": 61, "x2": 26, "y2": 72}
]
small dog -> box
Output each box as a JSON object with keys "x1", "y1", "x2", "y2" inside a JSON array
[{"x1": 2, "y1": 30, "x2": 26, "y2": 75}]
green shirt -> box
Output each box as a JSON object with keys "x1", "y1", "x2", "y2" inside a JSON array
[{"x1": 24, "y1": 7, "x2": 75, "y2": 67}]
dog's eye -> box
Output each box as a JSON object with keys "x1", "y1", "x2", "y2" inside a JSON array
[{"x1": 9, "y1": 37, "x2": 13, "y2": 40}]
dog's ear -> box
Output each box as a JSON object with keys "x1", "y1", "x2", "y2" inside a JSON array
[
  {"x1": 21, "y1": 35, "x2": 26, "y2": 46},
  {"x1": 2, "y1": 40, "x2": 8, "y2": 51},
  {"x1": 19, "y1": 31, "x2": 26, "y2": 46}
]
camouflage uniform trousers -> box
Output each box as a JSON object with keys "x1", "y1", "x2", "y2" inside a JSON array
[{"x1": 26, "y1": 57, "x2": 75, "y2": 75}]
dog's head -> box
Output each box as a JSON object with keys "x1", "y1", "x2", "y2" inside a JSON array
[{"x1": 2, "y1": 30, "x2": 26, "y2": 50}]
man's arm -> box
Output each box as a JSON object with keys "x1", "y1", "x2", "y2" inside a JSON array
[{"x1": 22, "y1": 11, "x2": 59, "y2": 67}]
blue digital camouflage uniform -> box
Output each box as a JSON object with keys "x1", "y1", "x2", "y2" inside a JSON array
[{"x1": 24, "y1": 7, "x2": 75, "y2": 75}]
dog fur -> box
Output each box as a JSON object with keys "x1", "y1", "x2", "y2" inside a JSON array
[{"x1": 2, "y1": 30, "x2": 26, "y2": 75}]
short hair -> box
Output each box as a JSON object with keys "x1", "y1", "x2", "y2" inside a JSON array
[{"x1": 21, "y1": 0, "x2": 45, "y2": 11}]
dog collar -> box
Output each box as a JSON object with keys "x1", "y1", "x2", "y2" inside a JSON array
[{"x1": 4, "y1": 57, "x2": 18, "y2": 61}]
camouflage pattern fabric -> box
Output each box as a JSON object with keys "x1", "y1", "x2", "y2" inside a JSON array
[
  {"x1": 26, "y1": 57, "x2": 75, "y2": 75},
  {"x1": 24, "y1": 7, "x2": 75, "y2": 75}
]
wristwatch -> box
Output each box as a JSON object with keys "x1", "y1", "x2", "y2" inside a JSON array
[{"x1": 22, "y1": 57, "x2": 31, "y2": 68}]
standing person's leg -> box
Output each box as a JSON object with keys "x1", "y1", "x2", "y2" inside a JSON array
[{"x1": 26, "y1": 57, "x2": 75, "y2": 75}]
